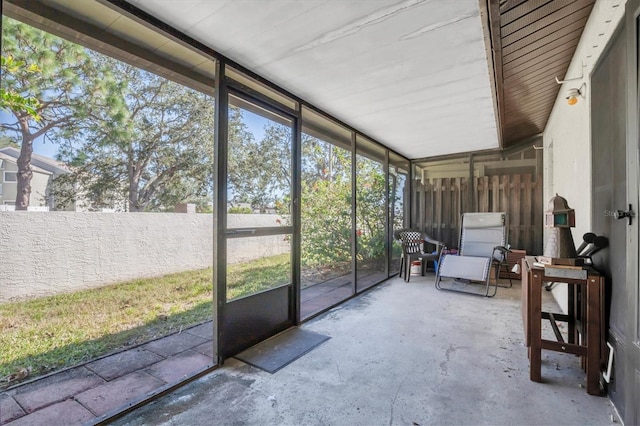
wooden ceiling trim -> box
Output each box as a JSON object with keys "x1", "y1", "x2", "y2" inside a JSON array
[
  {"x1": 490, "y1": 0, "x2": 596, "y2": 147},
  {"x1": 505, "y1": 102, "x2": 554, "y2": 119},
  {"x1": 503, "y1": 22, "x2": 586, "y2": 63},
  {"x1": 506, "y1": 89, "x2": 558, "y2": 107},
  {"x1": 504, "y1": 58, "x2": 571, "y2": 85},
  {"x1": 503, "y1": 32, "x2": 582, "y2": 72},
  {"x1": 506, "y1": 122, "x2": 547, "y2": 134},
  {"x1": 503, "y1": 8, "x2": 589, "y2": 54},
  {"x1": 501, "y1": 0, "x2": 553, "y2": 26},
  {"x1": 505, "y1": 129, "x2": 546, "y2": 141},
  {"x1": 505, "y1": 108, "x2": 551, "y2": 123},
  {"x1": 501, "y1": 1, "x2": 594, "y2": 47},
  {"x1": 505, "y1": 88, "x2": 558, "y2": 110},
  {"x1": 503, "y1": 44, "x2": 578, "y2": 78},
  {"x1": 504, "y1": 102, "x2": 558, "y2": 126},
  {"x1": 505, "y1": 95, "x2": 558, "y2": 116},
  {"x1": 505, "y1": 124, "x2": 548, "y2": 137},
  {"x1": 505, "y1": 122, "x2": 549, "y2": 139},
  {"x1": 504, "y1": 121, "x2": 547, "y2": 135},
  {"x1": 504, "y1": 126, "x2": 545, "y2": 141},
  {"x1": 505, "y1": 117, "x2": 548, "y2": 131},
  {"x1": 505, "y1": 87, "x2": 559, "y2": 109},
  {"x1": 505, "y1": 90, "x2": 558, "y2": 110},
  {"x1": 501, "y1": 0, "x2": 568, "y2": 37},
  {"x1": 500, "y1": 0, "x2": 529, "y2": 14},
  {"x1": 506, "y1": 64, "x2": 570, "y2": 93},
  {"x1": 505, "y1": 130, "x2": 544, "y2": 144}
]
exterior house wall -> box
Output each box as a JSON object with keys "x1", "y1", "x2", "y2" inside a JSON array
[
  {"x1": 0, "y1": 212, "x2": 289, "y2": 302},
  {"x1": 0, "y1": 160, "x2": 18, "y2": 205},
  {"x1": 542, "y1": 0, "x2": 626, "y2": 312},
  {"x1": 0, "y1": 160, "x2": 53, "y2": 208},
  {"x1": 29, "y1": 172, "x2": 52, "y2": 207}
]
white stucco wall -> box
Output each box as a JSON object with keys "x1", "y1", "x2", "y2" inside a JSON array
[
  {"x1": 542, "y1": 0, "x2": 626, "y2": 311},
  {"x1": 0, "y1": 212, "x2": 289, "y2": 302},
  {"x1": 227, "y1": 213, "x2": 291, "y2": 264}
]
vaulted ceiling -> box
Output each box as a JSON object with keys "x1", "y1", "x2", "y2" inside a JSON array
[{"x1": 5, "y1": 0, "x2": 596, "y2": 160}]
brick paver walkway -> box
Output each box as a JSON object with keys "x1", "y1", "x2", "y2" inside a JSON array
[{"x1": 0, "y1": 322, "x2": 214, "y2": 425}]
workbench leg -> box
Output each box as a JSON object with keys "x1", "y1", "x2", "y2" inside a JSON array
[
  {"x1": 586, "y1": 277, "x2": 601, "y2": 395},
  {"x1": 530, "y1": 271, "x2": 542, "y2": 382},
  {"x1": 568, "y1": 283, "x2": 576, "y2": 344}
]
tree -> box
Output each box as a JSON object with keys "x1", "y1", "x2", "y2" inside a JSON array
[
  {"x1": 226, "y1": 116, "x2": 291, "y2": 213},
  {"x1": 0, "y1": 135, "x2": 19, "y2": 149},
  {"x1": 300, "y1": 135, "x2": 352, "y2": 268},
  {"x1": 0, "y1": 17, "x2": 215, "y2": 212},
  {"x1": 355, "y1": 155, "x2": 387, "y2": 266},
  {"x1": 0, "y1": 55, "x2": 41, "y2": 121},
  {"x1": 299, "y1": 135, "x2": 389, "y2": 272},
  {"x1": 54, "y1": 57, "x2": 215, "y2": 212},
  {"x1": 0, "y1": 17, "x2": 121, "y2": 210}
]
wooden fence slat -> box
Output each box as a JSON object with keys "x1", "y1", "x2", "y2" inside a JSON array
[
  {"x1": 492, "y1": 175, "x2": 500, "y2": 212},
  {"x1": 416, "y1": 183, "x2": 421, "y2": 229},
  {"x1": 523, "y1": 174, "x2": 533, "y2": 252},
  {"x1": 480, "y1": 176, "x2": 489, "y2": 212},
  {"x1": 501, "y1": 175, "x2": 509, "y2": 215},
  {"x1": 436, "y1": 180, "x2": 443, "y2": 240},
  {"x1": 534, "y1": 174, "x2": 543, "y2": 254},
  {"x1": 456, "y1": 177, "x2": 463, "y2": 246},
  {"x1": 413, "y1": 172, "x2": 542, "y2": 254},
  {"x1": 510, "y1": 174, "x2": 522, "y2": 249}
]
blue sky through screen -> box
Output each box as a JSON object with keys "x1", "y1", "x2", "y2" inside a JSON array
[{"x1": 0, "y1": 109, "x2": 268, "y2": 163}]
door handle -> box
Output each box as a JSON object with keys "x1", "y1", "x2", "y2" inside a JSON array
[
  {"x1": 613, "y1": 204, "x2": 635, "y2": 225},
  {"x1": 226, "y1": 228, "x2": 257, "y2": 235}
]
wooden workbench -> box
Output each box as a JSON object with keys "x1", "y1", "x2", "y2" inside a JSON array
[{"x1": 521, "y1": 257, "x2": 604, "y2": 396}]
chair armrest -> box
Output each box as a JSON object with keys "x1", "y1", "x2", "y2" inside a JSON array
[
  {"x1": 423, "y1": 235, "x2": 444, "y2": 246},
  {"x1": 492, "y1": 245, "x2": 511, "y2": 254},
  {"x1": 492, "y1": 245, "x2": 511, "y2": 261},
  {"x1": 423, "y1": 235, "x2": 446, "y2": 253}
]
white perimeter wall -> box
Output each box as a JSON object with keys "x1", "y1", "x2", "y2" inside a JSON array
[
  {"x1": 0, "y1": 212, "x2": 289, "y2": 302},
  {"x1": 543, "y1": 0, "x2": 626, "y2": 311}
]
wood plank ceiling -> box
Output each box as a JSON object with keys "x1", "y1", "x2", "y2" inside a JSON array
[{"x1": 487, "y1": 0, "x2": 596, "y2": 148}]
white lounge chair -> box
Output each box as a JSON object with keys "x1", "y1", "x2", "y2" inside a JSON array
[{"x1": 435, "y1": 212, "x2": 511, "y2": 297}]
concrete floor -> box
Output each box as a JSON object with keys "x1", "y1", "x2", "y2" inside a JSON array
[{"x1": 114, "y1": 275, "x2": 617, "y2": 426}]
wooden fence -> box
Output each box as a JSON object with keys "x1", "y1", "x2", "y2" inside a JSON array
[{"x1": 412, "y1": 173, "x2": 543, "y2": 255}]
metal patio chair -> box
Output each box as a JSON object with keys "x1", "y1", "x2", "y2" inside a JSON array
[{"x1": 435, "y1": 212, "x2": 512, "y2": 297}]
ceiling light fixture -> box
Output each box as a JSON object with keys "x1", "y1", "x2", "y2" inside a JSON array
[
  {"x1": 565, "y1": 83, "x2": 587, "y2": 106},
  {"x1": 555, "y1": 63, "x2": 587, "y2": 106}
]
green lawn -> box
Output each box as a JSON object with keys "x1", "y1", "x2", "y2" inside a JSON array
[
  {"x1": 227, "y1": 253, "x2": 290, "y2": 300},
  {"x1": 0, "y1": 253, "x2": 291, "y2": 383}
]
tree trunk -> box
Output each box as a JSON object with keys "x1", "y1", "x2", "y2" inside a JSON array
[
  {"x1": 127, "y1": 144, "x2": 141, "y2": 212},
  {"x1": 15, "y1": 119, "x2": 34, "y2": 211},
  {"x1": 128, "y1": 179, "x2": 140, "y2": 212}
]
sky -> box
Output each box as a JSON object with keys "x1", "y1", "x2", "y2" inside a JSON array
[{"x1": 0, "y1": 107, "x2": 272, "y2": 163}]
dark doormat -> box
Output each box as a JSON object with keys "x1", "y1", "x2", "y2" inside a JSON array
[{"x1": 234, "y1": 328, "x2": 330, "y2": 373}]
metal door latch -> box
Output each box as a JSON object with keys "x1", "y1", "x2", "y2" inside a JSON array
[{"x1": 613, "y1": 204, "x2": 635, "y2": 225}]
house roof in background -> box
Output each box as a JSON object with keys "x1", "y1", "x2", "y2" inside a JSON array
[{"x1": 0, "y1": 147, "x2": 68, "y2": 175}]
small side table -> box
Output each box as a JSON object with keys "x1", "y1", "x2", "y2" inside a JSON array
[{"x1": 521, "y1": 257, "x2": 604, "y2": 396}]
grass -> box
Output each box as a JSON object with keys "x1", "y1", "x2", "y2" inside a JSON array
[
  {"x1": 227, "y1": 253, "x2": 291, "y2": 300},
  {"x1": 0, "y1": 254, "x2": 291, "y2": 382}
]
